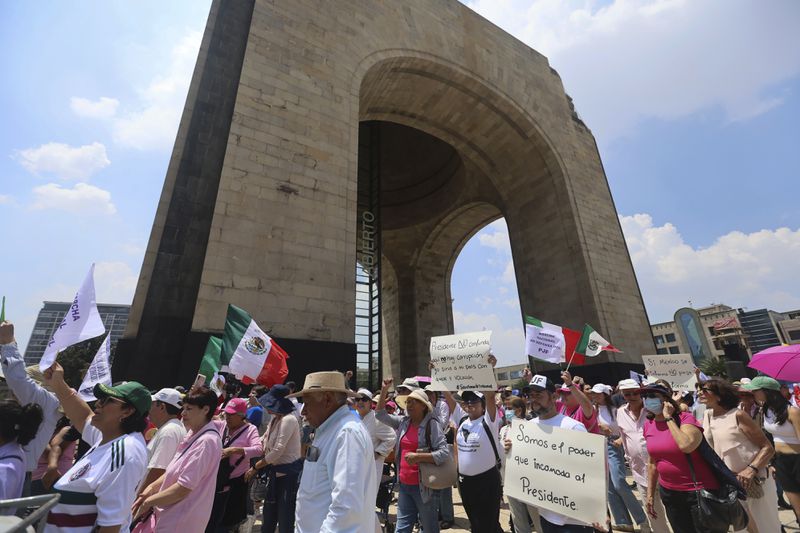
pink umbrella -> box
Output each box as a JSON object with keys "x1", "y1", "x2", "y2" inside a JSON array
[{"x1": 748, "y1": 345, "x2": 800, "y2": 381}]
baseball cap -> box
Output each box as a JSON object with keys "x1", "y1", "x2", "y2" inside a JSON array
[
  {"x1": 591, "y1": 383, "x2": 613, "y2": 395},
  {"x1": 94, "y1": 382, "x2": 152, "y2": 416},
  {"x1": 356, "y1": 388, "x2": 374, "y2": 401},
  {"x1": 460, "y1": 391, "x2": 485, "y2": 403},
  {"x1": 152, "y1": 388, "x2": 184, "y2": 409},
  {"x1": 224, "y1": 397, "x2": 248, "y2": 416},
  {"x1": 743, "y1": 376, "x2": 781, "y2": 392},
  {"x1": 528, "y1": 374, "x2": 555, "y2": 393},
  {"x1": 617, "y1": 379, "x2": 640, "y2": 391}
]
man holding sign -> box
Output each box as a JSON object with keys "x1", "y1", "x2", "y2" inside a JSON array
[{"x1": 503, "y1": 374, "x2": 608, "y2": 532}]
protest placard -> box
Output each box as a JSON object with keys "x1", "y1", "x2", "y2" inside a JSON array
[
  {"x1": 504, "y1": 419, "x2": 607, "y2": 525},
  {"x1": 428, "y1": 331, "x2": 497, "y2": 391},
  {"x1": 641, "y1": 354, "x2": 697, "y2": 391}
]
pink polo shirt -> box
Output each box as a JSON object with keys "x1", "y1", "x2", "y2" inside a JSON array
[
  {"x1": 154, "y1": 420, "x2": 222, "y2": 532},
  {"x1": 616, "y1": 404, "x2": 648, "y2": 486},
  {"x1": 557, "y1": 400, "x2": 600, "y2": 434},
  {"x1": 214, "y1": 420, "x2": 262, "y2": 480},
  {"x1": 644, "y1": 412, "x2": 719, "y2": 491}
]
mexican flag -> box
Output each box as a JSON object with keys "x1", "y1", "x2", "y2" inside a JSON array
[
  {"x1": 576, "y1": 324, "x2": 621, "y2": 357},
  {"x1": 221, "y1": 304, "x2": 289, "y2": 387},
  {"x1": 199, "y1": 335, "x2": 224, "y2": 383}
]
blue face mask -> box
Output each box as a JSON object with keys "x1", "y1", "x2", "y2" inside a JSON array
[
  {"x1": 643, "y1": 397, "x2": 664, "y2": 414},
  {"x1": 504, "y1": 410, "x2": 515, "y2": 422}
]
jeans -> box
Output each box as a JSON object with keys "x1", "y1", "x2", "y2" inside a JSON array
[
  {"x1": 261, "y1": 472, "x2": 299, "y2": 533},
  {"x1": 396, "y1": 483, "x2": 439, "y2": 533},
  {"x1": 659, "y1": 485, "x2": 729, "y2": 533},
  {"x1": 539, "y1": 516, "x2": 594, "y2": 532},
  {"x1": 607, "y1": 441, "x2": 647, "y2": 526},
  {"x1": 436, "y1": 487, "x2": 454, "y2": 522},
  {"x1": 507, "y1": 496, "x2": 537, "y2": 533}
]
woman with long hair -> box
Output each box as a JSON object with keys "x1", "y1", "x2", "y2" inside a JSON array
[
  {"x1": 700, "y1": 377, "x2": 778, "y2": 533},
  {"x1": 642, "y1": 383, "x2": 727, "y2": 533},
  {"x1": 590, "y1": 384, "x2": 649, "y2": 532},
  {"x1": 244, "y1": 384, "x2": 303, "y2": 533},
  {"x1": 0, "y1": 400, "x2": 43, "y2": 507},
  {"x1": 133, "y1": 387, "x2": 222, "y2": 532},
  {"x1": 745, "y1": 376, "x2": 800, "y2": 519},
  {"x1": 376, "y1": 377, "x2": 450, "y2": 533},
  {"x1": 43, "y1": 362, "x2": 151, "y2": 531}
]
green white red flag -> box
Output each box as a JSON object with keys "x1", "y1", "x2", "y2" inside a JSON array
[
  {"x1": 221, "y1": 304, "x2": 289, "y2": 387},
  {"x1": 576, "y1": 324, "x2": 621, "y2": 357}
]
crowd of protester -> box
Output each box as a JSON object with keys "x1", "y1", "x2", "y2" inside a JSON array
[{"x1": 1, "y1": 316, "x2": 798, "y2": 532}]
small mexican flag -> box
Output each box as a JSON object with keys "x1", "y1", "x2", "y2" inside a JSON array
[
  {"x1": 222, "y1": 304, "x2": 289, "y2": 387},
  {"x1": 576, "y1": 324, "x2": 621, "y2": 357},
  {"x1": 199, "y1": 336, "x2": 224, "y2": 383},
  {"x1": 0, "y1": 296, "x2": 5, "y2": 322}
]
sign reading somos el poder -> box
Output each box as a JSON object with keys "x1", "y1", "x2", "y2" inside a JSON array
[
  {"x1": 504, "y1": 419, "x2": 607, "y2": 526},
  {"x1": 641, "y1": 353, "x2": 697, "y2": 391},
  {"x1": 428, "y1": 331, "x2": 497, "y2": 391}
]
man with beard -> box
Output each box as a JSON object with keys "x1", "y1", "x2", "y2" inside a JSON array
[{"x1": 504, "y1": 374, "x2": 593, "y2": 533}]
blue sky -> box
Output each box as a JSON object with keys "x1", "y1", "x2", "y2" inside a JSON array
[{"x1": 2, "y1": 1, "x2": 799, "y2": 367}]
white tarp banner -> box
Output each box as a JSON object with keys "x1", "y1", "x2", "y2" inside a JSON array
[
  {"x1": 641, "y1": 354, "x2": 697, "y2": 391},
  {"x1": 504, "y1": 419, "x2": 607, "y2": 526},
  {"x1": 78, "y1": 335, "x2": 112, "y2": 401},
  {"x1": 39, "y1": 264, "x2": 106, "y2": 371},
  {"x1": 428, "y1": 331, "x2": 497, "y2": 391}
]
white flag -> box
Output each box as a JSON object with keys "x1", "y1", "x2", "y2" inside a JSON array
[
  {"x1": 78, "y1": 335, "x2": 112, "y2": 401},
  {"x1": 39, "y1": 264, "x2": 106, "y2": 371},
  {"x1": 525, "y1": 319, "x2": 566, "y2": 364}
]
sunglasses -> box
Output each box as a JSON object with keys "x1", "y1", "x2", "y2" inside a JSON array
[
  {"x1": 355, "y1": 397, "x2": 371, "y2": 403},
  {"x1": 622, "y1": 392, "x2": 641, "y2": 397},
  {"x1": 97, "y1": 396, "x2": 128, "y2": 407}
]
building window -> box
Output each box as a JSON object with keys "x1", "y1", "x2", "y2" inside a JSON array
[
  {"x1": 654, "y1": 335, "x2": 664, "y2": 345},
  {"x1": 665, "y1": 333, "x2": 676, "y2": 343},
  {"x1": 497, "y1": 372, "x2": 508, "y2": 381},
  {"x1": 656, "y1": 348, "x2": 668, "y2": 355},
  {"x1": 669, "y1": 346, "x2": 680, "y2": 354},
  {"x1": 510, "y1": 370, "x2": 523, "y2": 379},
  {"x1": 790, "y1": 330, "x2": 800, "y2": 341}
]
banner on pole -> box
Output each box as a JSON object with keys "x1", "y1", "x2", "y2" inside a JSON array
[
  {"x1": 641, "y1": 354, "x2": 697, "y2": 391},
  {"x1": 428, "y1": 331, "x2": 496, "y2": 391},
  {"x1": 39, "y1": 264, "x2": 106, "y2": 371},
  {"x1": 504, "y1": 419, "x2": 607, "y2": 526},
  {"x1": 78, "y1": 335, "x2": 112, "y2": 401}
]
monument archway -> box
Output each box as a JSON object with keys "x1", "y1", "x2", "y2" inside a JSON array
[{"x1": 115, "y1": 0, "x2": 654, "y2": 389}]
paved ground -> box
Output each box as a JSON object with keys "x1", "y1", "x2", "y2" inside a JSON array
[{"x1": 247, "y1": 483, "x2": 800, "y2": 532}]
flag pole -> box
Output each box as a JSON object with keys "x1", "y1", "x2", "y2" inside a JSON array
[{"x1": 564, "y1": 347, "x2": 576, "y2": 373}]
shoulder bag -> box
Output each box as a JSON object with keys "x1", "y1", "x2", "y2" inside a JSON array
[
  {"x1": 418, "y1": 418, "x2": 458, "y2": 489},
  {"x1": 216, "y1": 426, "x2": 249, "y2": 492}
]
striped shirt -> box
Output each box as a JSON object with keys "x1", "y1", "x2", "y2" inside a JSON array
[{"x1": 45, "y1": 418, "x2": 147, "y2": 532}]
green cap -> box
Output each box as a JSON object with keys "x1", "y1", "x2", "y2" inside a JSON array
[
  {"x1": 94, "y1": 382, "x2": 152, "y2": 416},
  {"x1": 742, "y1": 376, "x2": 781, "y2": 392}
]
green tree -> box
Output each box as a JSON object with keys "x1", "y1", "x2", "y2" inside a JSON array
[{"x1": 698, "y1": 356, "x2": 728, "y2": 379}]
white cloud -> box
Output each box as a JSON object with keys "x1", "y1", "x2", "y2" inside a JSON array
[
  {"x1": 94, "y1": 261, "x2": 139, "y2": 304},
  {"x1": 463, "y1": 0, "x2": 800, "y2": 143},
  {"x1": 0, "y1": 194, "x2": 12, "y2": 204},
  {"x1": 113, "y1": 31, "x2": 202, "y2": 150},
  {"x1": 453, "y1": 309, "x2": 526, "y2": 366},
  {"x1": 30, "y1": 183, "x2": 116, "y2": 215},
  {"x1": 620, "y1": 213, "x2": 800, "y2": 322},
  {"x1": 70, "y1": 96, "x2": 120, "y2": 119},
  {"x1": 15, "y1": 142, "x2": 110, "y2": 181}
]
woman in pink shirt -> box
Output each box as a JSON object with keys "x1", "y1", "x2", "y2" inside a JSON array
[
  {"x1": 557, "y1": 370, "x2": 599, "y2": 433},
  {"x1": 133, "y1": 387, "x2": 222, "y2": 532},
  {"x1": 642, "y1": 383, "x2": 723, "y2": 533}
]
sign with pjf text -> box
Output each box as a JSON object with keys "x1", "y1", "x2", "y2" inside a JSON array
[
  {"x1": 428, "y1": 331, "x2": 497, "y2": 391},
  {"x1": 642, "y1": 354, "x2": 697, "y2": 391},
  {"x1": 504, "y1": 419, "x2": 607, "y2": 525}
]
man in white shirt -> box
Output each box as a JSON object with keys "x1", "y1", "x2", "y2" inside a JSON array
[
  {"x1": 137, "y1": 388, "x2": 186, "y2": 494},
  {"x1": 504, "y1": 374, "x2": 594, "y2": 533},
  {"x1": 290, "y1": 372, "x2": 377, "y2": 533}
]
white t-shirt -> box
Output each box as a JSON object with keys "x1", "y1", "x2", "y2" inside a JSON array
[
  {"x1": 147, "y1": 418, "x2": 187, "y2": 470},
  {"x1": 450, "y1": 404, "x2": 501, "y2": 476},
  {"x1": 596, "y1": 405, "x2": 619, "y2": 436},
  {"x1": 45, "y1": 418, "x2": 147, "y2": 532},
  {"x1": 530, "y1": 414, "x2": 588, "y2": 527}
]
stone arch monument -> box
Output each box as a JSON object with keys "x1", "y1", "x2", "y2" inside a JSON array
[{"x1": 115, "y1": 0, "x2": 655, "y2": 389}]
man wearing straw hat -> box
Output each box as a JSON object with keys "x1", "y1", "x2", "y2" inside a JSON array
[{"x1": 290, "y1": 371, "x2": 378, "y2": 532}]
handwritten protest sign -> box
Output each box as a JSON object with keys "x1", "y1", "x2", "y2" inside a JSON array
[
  {"x1": 504, "y1": 419, "x2": 607, "y2": 525},
  {"x1": 642, "y1": 354, "x2": 697, "y2": 391},
  {"x1": 428, "y1": 331, "x2": 497, "y2": 391}
]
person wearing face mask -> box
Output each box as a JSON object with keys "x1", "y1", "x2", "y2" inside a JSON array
[
  {"x1": 498, "y1": 396, "x2": 538, "y2": 533},
  {"x1": 641, "y1": 383, "x2": 725, "y2": 533}
]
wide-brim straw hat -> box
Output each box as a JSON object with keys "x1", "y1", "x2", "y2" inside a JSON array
[
  {"x1": 394, "y1": 389, "x2": 433, "y2": 413},
  {"x1": 287, "y1": 371, "x2": 357, "y2": 398}
]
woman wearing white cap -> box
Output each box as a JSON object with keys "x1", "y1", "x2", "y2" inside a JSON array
[
  {"x1": 354, "y1": 388, "x2": 396, "y2": 487},
  {"x1": 376, "y1": 378, "x2": 449, "y2": 533},
  {"x1": 590, "y1": 383, "x2": 650, "y2": 533}
]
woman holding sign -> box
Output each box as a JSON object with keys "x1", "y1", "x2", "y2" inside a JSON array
[
  {"x1": 376, "y1": 378, "x2": 450, "y2": 533},
  {"x1": 441, "y1": 354, "x2": 503, "y2": 533}
]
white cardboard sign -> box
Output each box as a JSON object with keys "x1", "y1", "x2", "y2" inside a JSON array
[
  {"x1": 428, "y1": 331, "x2": 497, "y2": 391},
  {"x1": 641, "y1": 354, "x2": 697, "y2": 391},
  {"x1": 504, "y1": 419, "x2": 607, "y2": 526}
]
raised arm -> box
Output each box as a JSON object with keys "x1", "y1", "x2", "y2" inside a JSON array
[
  {"x1": 42, "y1": 361, "x2": 94, "y2": 433},
  {"x1": 562, "y1": 370, "x2": 594, "y2": 419},
  {"x1": 484, "y1": 354, "x2": 498, "y2": 421},
  {"x1": 663, "y1": 403, "x2": 702, "y2": 453}
]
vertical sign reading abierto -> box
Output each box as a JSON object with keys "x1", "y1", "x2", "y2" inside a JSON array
[
  {"x1": 428, "y1": 331, "x2": 497, "y2": 391},
  {"x1": 504, "y1": 419, "x2": 607, "y2": 526}
]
